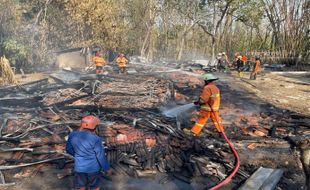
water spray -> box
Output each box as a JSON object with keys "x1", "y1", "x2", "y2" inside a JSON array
[{"x1": 161, "y1": 102, "x2": 240, "y2": 189}]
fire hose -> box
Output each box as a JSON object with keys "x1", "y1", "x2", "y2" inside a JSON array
[{"x1": 208, "y1": 105, "x2": 241, "y2": 190}]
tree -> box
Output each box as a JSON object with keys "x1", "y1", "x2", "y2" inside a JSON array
[{"x1": 0, "y1": 0, "x2": 309, "y2": 67}]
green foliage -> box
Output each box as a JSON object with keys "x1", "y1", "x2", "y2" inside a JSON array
[
  {"x1": 2, "y1": 39, "x2": 28, "y2": 66},
  {"x1": 235, "y1": 0, "x2": 264, "y2": 26}
]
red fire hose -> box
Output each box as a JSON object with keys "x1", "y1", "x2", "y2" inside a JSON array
[
  {"x1": 208, "y1": 106, "x2": 241, "y2": 190},
  {"x1": 209, "y1": 131, "x2": 240, "y2": 190}
]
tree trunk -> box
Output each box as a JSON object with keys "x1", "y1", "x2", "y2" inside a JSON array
[
  {"x1": 177, "y1": 36, "x2": 185, "y2": 61},
  {"x1": 211, "y1": 36, "x2": 216, "y2": 64},
  {"x1": 140, "y1": 29, "x2": 151, "y2": 58},
  {"x1": 211, "y1": 3, "x2": 217, "y2": 64},
  {"x1": 147, "y1": 30, "x2": 154, "y2": 62}
]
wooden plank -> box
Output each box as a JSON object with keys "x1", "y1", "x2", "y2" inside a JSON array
[
  {"x1": 239, "y1": 167, "x2": 283, "y2": 190},
  {"x1": 260, "y1": 170, "x2": 285, "y2": 190}
]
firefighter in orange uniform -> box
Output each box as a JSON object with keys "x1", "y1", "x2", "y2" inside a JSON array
[
  {"x1": 241, "y1": 54, "x2": 248, "y2": 64},
  {"x1": 184, "y1": 74, "x2": 224, "y2": 136},
  {"x1": 92, "y1": 52, "x2": 106, "y2": 74},
  {"x1": 250, "y1": 56, "x2": 261, "y2": 80},
  {"x1": 116, "y1": 53, "x2": 128, "y2": 73}
]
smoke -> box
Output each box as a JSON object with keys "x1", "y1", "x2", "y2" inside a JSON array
[
  {"x1": 56, "y1": 51, "x2": 87, "y2": 69},
  {"x1": 181, "y1": 50, "x2": 211, "y2": 61},
  {"x1": 160, "y1": 102, "x2": 197, "y2": 129},
  {"x1": 161, "y1": 103, "x2": 195, "y2": 118}
]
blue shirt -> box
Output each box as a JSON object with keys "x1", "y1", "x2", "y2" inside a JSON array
[{"x1": 66, "y1": 130, "x2": 110, "y2": 173}]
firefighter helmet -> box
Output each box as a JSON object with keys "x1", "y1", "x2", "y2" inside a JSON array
[{"x1": 202, "y1": 73, "x2": 218, "y2": 81}]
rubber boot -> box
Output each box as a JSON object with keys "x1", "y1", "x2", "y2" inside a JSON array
[
  {"x1": 183, "y1": 128, "x2": 199, "y2": 136},
  {"x1": 250, "y1": 74, "x2": 253, "y2": 80},
  {"x1": 183, "y1": 128, "x2": 191, "y2": 134}
]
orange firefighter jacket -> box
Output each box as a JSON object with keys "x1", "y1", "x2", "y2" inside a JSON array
[
  {"x1": 199, "y1": 82, "x2": 220, "y2": 111},
  {"x1": 241, "y1": 55, "x2": 248, "y2": 63},
  {"x1": 116, "y1": 57, "x2": 128, "y2": 67},
  {"x1": 93, "y1": 56, "x2": 106, "y2": 67},
  {"x1": 253, "y1": 60, "x2": 261, "y2": 73}
]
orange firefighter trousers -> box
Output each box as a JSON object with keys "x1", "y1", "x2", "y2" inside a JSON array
[{"x1": 191, "y1": 110, "x2": 224, "y2": 135}]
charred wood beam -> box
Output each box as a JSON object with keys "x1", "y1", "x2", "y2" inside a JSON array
[
  {"x1": 103, "y1": 74, "x2": 155, "y2": 83},
  {"x1": 0, "y1": 148, "x2": 33, "y2": 152},
  {"x1": 61, "y1": 105, "x2": 159, "y2": 114},
  {"x1": 49, "y1": 75, "x2": 73, "y2": 85},
  {"x1": 0, "y1": 118, "x2": 7, "y2": 137},
  {"x1": 0, "y1": 96, "x2": 41, "y2": 101},
  {"x1": 224, "y1": 163, "x2": 249, "y2": 178},
  {"x1": 20, "y1": 78, "x2": 49, "y2": 87},
  {"x1": 0, "y1": 107, "x2": 38, "y2": 114},
  {"x1": 20, "y1": 78, "x2": 49, "y2": 92},
  {"x1": 0, "y1": 78, "x2": 49, "y2": 96},
  {"x1": 136, "y1": 169, "x2": 156, "y2": 178},
  {"x1": 0, "y1": 120, "x2": 79, "y2": 140},
  {"x1": 0, "y1": 137, "x2": 20, "y2": 143},
  {"x1": 0, "y1": 96, "x2": 43, "y2": 107},
  {"x1": 28, "y1": 82, "x2": 85, "y2": 94},
  {"x1": 48, "y1": 94, "x2": 90, "y2": 107},
  {"x1": 0, "y1": 157, "x2": 65, "y2": 170}
]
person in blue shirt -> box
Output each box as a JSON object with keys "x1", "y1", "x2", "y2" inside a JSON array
[{"x1": 66, "y1": 115, "x2": 111, "y2": 190}]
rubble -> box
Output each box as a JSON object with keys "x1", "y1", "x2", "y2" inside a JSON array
[
  {"x1": 0, "y1": 69, "x2": 236, "y2": 189},
  {"x1": 42, "y1": 88, "x2": 88, "y2": 106},
  {"x1": 0, "y1": 64, "x2": 308, "y2": 189},
  {"x1": 93, "y1": 77, "x2": 172, "y2": 108}
]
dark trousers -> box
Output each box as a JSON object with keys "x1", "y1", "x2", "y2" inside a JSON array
[
  {"x1": 74, "y1": 171, "x2": 101, "y2": 189},
  {"x1": 119, "y1": 67, "x2": 126, "y2": 73}
]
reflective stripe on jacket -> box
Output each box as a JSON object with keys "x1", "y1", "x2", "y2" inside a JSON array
[{"x1": 199, "y1": 83, "x2": 220, "y2": 111}]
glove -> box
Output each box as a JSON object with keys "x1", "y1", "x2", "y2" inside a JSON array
[{"x1": 193, "y1": 101, "x2": 200, "y2": 105}]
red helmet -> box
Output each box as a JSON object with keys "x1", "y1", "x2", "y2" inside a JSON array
[
  {"x1": 95, "y1": 52, "x2": 101, "y2": 57},
  {"x1": 80, "y1": 116, "x2": 100, "y2": 130}
]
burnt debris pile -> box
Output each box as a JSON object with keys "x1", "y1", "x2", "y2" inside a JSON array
[{"x1": 0, "y1": 69, "x2": 240, "y2": 189}]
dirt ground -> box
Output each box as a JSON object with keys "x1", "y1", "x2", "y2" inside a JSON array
[
  {"x1": 217, "y1": 72, "x2": 308, "y2": 189},
  {"x1": 232, "y1": 71, "x2": 310, "y2": 116},
  {"x1": 0, "y1": 65, "x2": 309, "y2": 190}
]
